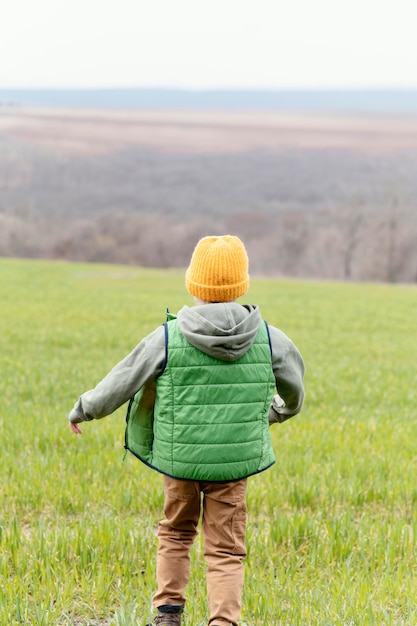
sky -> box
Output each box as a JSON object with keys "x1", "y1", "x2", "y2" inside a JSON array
[{"x1": 1, "y1": 0, "x2": 416, "y2": 90}]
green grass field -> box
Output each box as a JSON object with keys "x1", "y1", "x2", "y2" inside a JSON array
[{"x1": 1, "y1": 258, "x2": 416, "y2": 626}]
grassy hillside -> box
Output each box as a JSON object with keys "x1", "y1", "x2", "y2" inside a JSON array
[{"x1": 1, "y1": 258, "x2": 416, "y2": 625}]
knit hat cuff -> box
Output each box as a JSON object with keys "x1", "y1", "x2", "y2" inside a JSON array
[{"x1": 185, "y1": 275, "x2": 249, "y2": 302}]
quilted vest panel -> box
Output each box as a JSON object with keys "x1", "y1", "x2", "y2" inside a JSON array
[{"x1": 125, "y1": 319, "x2": 276, "y2": 481}]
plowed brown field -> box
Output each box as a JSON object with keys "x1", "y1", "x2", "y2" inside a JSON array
[{"x1": 1, "y1": 106, "x2": 417, "y2": 156}]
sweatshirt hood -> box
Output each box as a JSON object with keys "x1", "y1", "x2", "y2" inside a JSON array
[{"x1": 176, "y1": 302, "x2": 263, "y2": 362}]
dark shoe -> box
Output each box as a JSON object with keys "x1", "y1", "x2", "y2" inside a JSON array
[{"x1": 146, "y1": 608, "x2": 183, "y2": 625}]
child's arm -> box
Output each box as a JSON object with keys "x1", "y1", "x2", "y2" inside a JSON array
[
  {"x1": 268, "y1": 325, "x2": 305, "y2": 424},
  {"x1": 68, "y1": 325, "x2": 166, "y2": 430}
]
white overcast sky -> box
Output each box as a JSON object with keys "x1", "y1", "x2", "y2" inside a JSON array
[{"x1": 1, "y1": 0, "x2": 416, "y2": 90}]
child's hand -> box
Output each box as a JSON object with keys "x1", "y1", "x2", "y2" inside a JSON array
[{"x1": 70, "y1": 422, "x2": 83, "y2": 434}]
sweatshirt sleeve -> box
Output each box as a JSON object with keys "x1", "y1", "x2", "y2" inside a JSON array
[
  {"x1": 68, "y1": 325, "x2": 166, "y2": 423},
  {"x1": 267, "y1": 325, "x2": 305, "y2": 424}
]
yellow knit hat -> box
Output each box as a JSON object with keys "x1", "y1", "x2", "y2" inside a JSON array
[{"x1": 185, "y1": 235, "x2": 249, "y2": 302}]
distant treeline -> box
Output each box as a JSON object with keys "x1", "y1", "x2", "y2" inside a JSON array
[
  {"x1": 1, "y1": 88, "x2": 417, "y2": 114},
  {"x1": 1, "y1": 140, "x2": 417, "y2": 282}
]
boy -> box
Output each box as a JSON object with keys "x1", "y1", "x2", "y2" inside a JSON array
[{"x1": 69, "y1": 235, "x2": 305, "y2": 626}]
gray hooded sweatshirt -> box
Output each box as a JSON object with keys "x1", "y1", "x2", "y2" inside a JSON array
[{"x1": 69, "y1": 303, "x2": 305, "y2": 424}]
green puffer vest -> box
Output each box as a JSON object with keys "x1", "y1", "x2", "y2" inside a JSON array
[{"x1": 125, "y1": 318, "x2": 276, "y2": 481}]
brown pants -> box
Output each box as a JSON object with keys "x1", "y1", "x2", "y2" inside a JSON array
[{"x1": 153, "y1": 475, "x2": 248, "y2": 626}]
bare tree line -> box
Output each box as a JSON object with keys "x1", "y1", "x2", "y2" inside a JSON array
[
  {"x1": 1, "y1": 203, "x2": 416, "y2": 282},
  {"x1": 1, "y1": 141, "x2": 416, "y2": 282}
]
